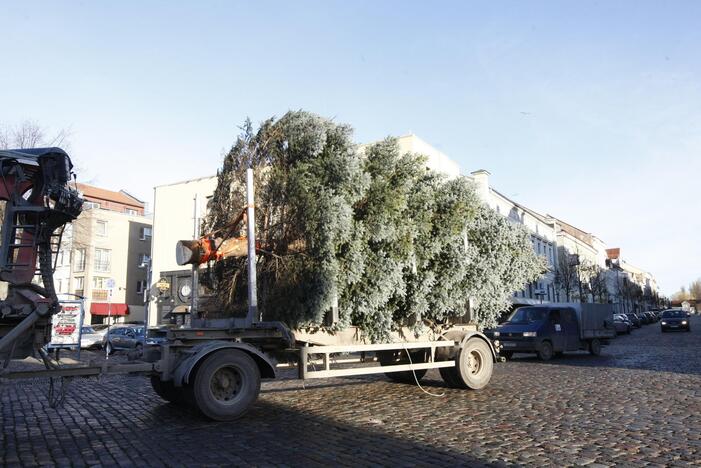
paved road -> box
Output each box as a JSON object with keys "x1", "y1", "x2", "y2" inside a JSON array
[{"x1": 2, "y1": 317, "x2": 700, "y2": 467}]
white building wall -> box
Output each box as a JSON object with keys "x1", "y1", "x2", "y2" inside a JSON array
[{"x1": 149, "y1": 176, "x2": 218, "y2": 326}]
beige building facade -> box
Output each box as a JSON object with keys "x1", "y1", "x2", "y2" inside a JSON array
[{"x1": 54, "y1": 185, "x2": 152, "y2": 324}]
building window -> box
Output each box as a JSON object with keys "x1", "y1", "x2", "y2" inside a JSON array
[
  {"x1": 125, "y1": 208, "x2": 138, "y2": 216},
  {"x1": 136, "y1": 280, "x2": 147, "y2": 294},
  {"x1": 84, "y1": 201, "x2": 100, "y2": 210},
  {"x1": 93, "y1": 276, "x2": 109, "y2": 289},
  {"x1": 74, "y1": 277, "x2": 84, "y2": 297},
  {"x1": 140, "y1": 226, "x2": 152, "y2": 240},
  {"x1": 139, "y1": 254, "x2": 150, "y2": 267},
  {"x1": 96, "y1": 220, "x2": 108, "y2": 236},
  {"x1": 74, "y1": 248, "x2": 86, "y2": 272},
  {"x1": 94, "y1": 248, "x2": 111, "y2": 272}
]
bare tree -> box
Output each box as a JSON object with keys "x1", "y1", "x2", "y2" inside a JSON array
[
  {"x1": 689, "y1": 279, "x2": 701, "y2": 300},
  {"x1": 554, "y1": 247, "x2": 578, "y2": 302},
  {"x1": 0, "y1": 120, "x2": 70, "y2": 150},
  {"x1": 583, "y1": 263, "x2": 608, "y2": 303}
]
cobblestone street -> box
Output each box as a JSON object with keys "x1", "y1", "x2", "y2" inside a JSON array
[{"x1": 2, "y1": 318, "x2": 700, "y2": 467}]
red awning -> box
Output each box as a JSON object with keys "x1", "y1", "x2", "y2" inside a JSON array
[{"x1": 90, "y1": 303, "x2": 129, "y2": 316}]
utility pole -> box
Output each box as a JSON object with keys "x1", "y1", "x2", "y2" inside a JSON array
[{"x1": 191, "y1": 194, "x2": 200, "y2": 324}]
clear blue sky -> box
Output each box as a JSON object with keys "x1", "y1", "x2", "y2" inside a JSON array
[{"x1": 2, "y1": 1, "x2": 699, "y2": 295}]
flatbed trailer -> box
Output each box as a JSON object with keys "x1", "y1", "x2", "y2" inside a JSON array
[{"x1": 3, "y1": 322, "x2": 500, "y2": 420}]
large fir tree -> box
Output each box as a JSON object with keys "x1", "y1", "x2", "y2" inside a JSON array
[{"x1": 204, "y1": 111, "x2": 546, "y2": 341}]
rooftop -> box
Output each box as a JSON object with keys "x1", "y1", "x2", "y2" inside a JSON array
[{"x1": 77, "y1": 183, "x2": 144, "y2": 209}]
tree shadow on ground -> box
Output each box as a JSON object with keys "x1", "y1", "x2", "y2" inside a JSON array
[{"x1": 144, "y1": 397, "x2": 487, "y2": 466}]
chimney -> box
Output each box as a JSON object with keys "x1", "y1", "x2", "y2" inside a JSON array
[{"x1": 470, "y1": 169, "x2": 491, "y2": 204}]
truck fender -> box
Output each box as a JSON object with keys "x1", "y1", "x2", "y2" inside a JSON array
[
  {"x1": 439, "y1": 329, "x2": 499, "y2": 363},
  {"x1": 173, "y1": 341, "x2": 277, "y2": 387}
]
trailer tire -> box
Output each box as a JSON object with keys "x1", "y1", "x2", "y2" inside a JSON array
[
  {"x1": 538, "y1": 341, "x2": 553, "y2": 361},
  {"x1": 453, "y1": 337, "x2": 493, "y2": 390},
  {"x1": 377, "y1": 350, "x2": 428, "y2": 384},
  {"x1": 589, "y1": 338, "x2": 602, "y2": 356},
  {"x1": 150, "y1": 375, "x2": 183, "y2": 403},
  {"x1": 192, "y1": 349, "x2": 261, "y2": 421}
]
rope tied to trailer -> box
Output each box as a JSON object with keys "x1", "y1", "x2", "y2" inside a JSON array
[{"x1": 402, "y1": 344, "x2": 445, "y2": 398}]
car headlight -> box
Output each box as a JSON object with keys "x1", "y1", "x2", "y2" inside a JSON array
[
  {"x1": 523, "y1": 331, "x2": 537, "y2": 337},
  {"x1": 682, "y1": 321, "x2": 687, "y2": 325},
  {"x1": 493, "y1": 331, "x2": 500, "y2": 337},
  {"x1": 661, "y1": 321, "x2": 667, "y2": 325}
]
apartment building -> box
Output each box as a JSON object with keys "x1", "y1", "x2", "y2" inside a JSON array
[
  {"x1": 53, "y1": 184, "x2": 152, "y2": 324},
  {"x1": 470, "y1": 170, "x2": 558, "y2": 304}
]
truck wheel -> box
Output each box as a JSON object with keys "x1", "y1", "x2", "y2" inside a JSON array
[
  {"x1": 538, "y1": 341, "x2": 553, "y2": 361},
  {"x1": 377, "y1": 350, "x2": 427, "y2": 384},
  {"x1": 439, "y1": 367, "x2": 461, "y2": 387},
  {"x1": 453, "y1": 337, "x2": 493, "y2": 390},
  {"x1": 589, "y1": 338, "x2": 602, "y2": 356},
  {"x1": 192, "y1": 350, "x2": 261, "y2": 421},
  {"x1": 150, "y1": 375, "x2": 183, "y2": 403}
]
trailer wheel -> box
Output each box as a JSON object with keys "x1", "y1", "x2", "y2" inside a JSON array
[
  {"x1": 538, "y1": 341, "x2": 553, "y2": 361},
  {"x1": 192, "y1": 349, "x2": 261, "y2": 421},
  {"x1": 150, "y1": 375, "x2": 183, "y2": 403},
  {"x1": 589, "y1": 338, "x2": 602, "y2": 356},
  {"x1": 377, "y1": 350, "x2": 427, "y2": 384},
  {"x1": 441, "y1": 338, "x2": 493, "y2": 390}
]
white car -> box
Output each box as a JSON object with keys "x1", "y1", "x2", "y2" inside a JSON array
[{"x1": 80, "y1": 326, "x2": 104, "y2": 349}]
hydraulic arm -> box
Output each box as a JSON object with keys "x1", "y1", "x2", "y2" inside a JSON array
[{"x1": 0, "y1": 147, "x2": 82, "y2": 362}]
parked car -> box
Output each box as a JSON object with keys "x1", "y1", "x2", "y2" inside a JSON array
[
  {"x1": 104, "y1": 326, "x2": 146, "y2": 354},
  {"x1": 625, "y1": 313, "x2": 642, "y2": 328},
  {"x1": 80, "y1": 326, "x2": 104, "y2": 349},
  {"x1": 494, "y1": 303, "x2": 616, "y2": 360},
  {"x1": 103, "y1": 326, "x2": 166, "y2": 355},
  {"x1": 660, "y1": 309, "x2": 691, "y2": 332},
  {"x1": 613, "y1": 314, "x2": 632, "y2": 335}
]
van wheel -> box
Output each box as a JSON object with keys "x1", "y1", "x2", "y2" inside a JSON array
[
  {"x1": 538, "y1": 341, "x2": 553, "y2": 361},
  {"x1": 192, "y1": 350, "x2": 261, "y2": 421},
  {"x1": 589, "y1": 338, "x2": 602, "y2": 356}
]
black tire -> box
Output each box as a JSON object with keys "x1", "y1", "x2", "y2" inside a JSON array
[
  {"x1": 192, "y1": 350, "x2": 261, "y2": 421},
  {"x1": 150, "y1": 375, "x2": 183, "y2": 403},
  {"x1": 452, "y1": 337, "x2": 494, "y2": 390},
  {"x1": 439, "y1": 367, "x2": 461, "y2": 387},
  {"x1": 378, "y1": 350, "x2": 428, "y2": 384},
  {"x1": 538, "y1": 341, "x2": 553, "y2": 361},
  {"x1": 501, "y1": 351, "x2": 514, "y2": 360},
  {"x1": 589, "y1": 338, "x2": 602, "y2": 356}
]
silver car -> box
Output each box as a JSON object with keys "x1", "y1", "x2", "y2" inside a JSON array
[{"x1": 80, "y1": 326, "x2": 104, "y2": 349}]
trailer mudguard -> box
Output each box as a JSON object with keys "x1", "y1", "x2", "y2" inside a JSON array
[
  {"x1": 440, "y1": 329, "x2": 499, "y2": 362},
  {"x1": 173, "y1": 341, "x2": 277, "y2": 386}
]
